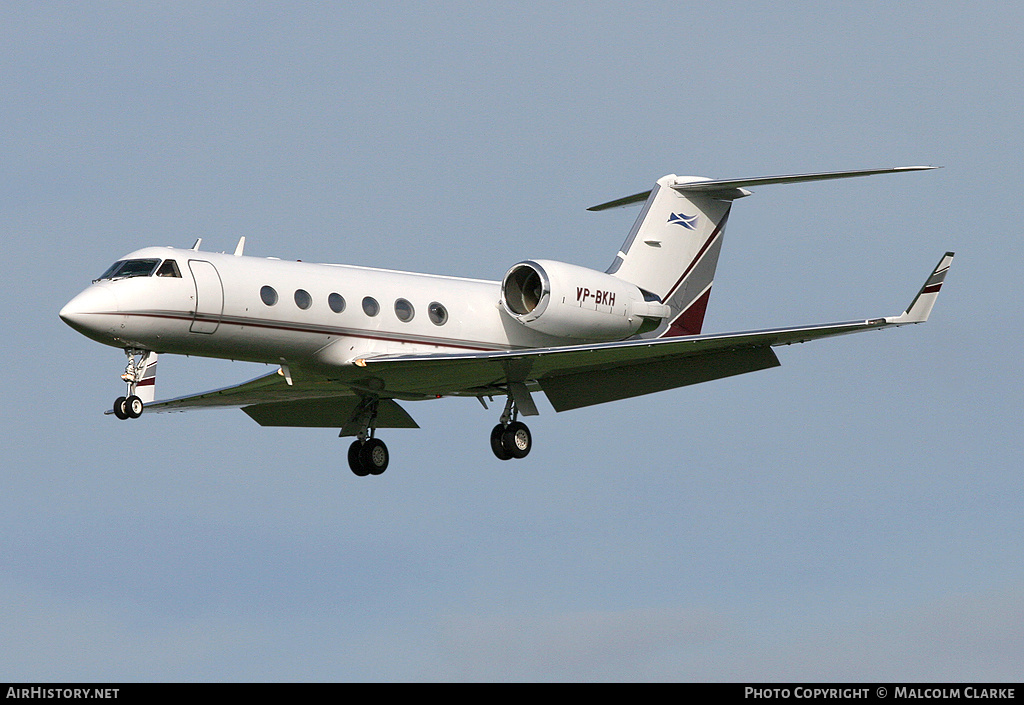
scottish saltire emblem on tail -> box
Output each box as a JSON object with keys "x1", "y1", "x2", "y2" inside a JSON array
[{"x1": 668, "y1": 212, "x2": 699, "y2": 229}]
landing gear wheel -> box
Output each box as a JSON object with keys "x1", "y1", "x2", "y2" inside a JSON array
[
  {"x1": 113, "y1": 396, "x2": 129, "y2": 420},
  {"x1": 501, "y1": 421, "x2": 532, "y2": 459},
  {"x1": 359, "y1": 438, "x2": 389, "y2": 475},
  {"x1": 348, "y1": 440, "x2": 370, "y2": 477},
  {"x1": 490, "y1": 424, "x2": 512, "y2": 460},
  {"x1": 125, "y1": 395, "x2": 144, "y2": 419}
]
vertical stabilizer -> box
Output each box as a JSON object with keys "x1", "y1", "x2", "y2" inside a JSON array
[
  {"x1": 605, "y1": 175, "x2": 742, "y2": 338},
  {"x1": 593, "y1": 167, "x2": 938, "y2": 339}
]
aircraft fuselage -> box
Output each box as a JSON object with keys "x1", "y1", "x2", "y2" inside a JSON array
[{"x1": 60, "y1": 246, "x2": 574, "y2": 374}]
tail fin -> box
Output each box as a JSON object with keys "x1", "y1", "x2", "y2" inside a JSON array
[
  {"x1": 593, "y1": 166, "x2": 938, "y2": 339},
  {"x1": 603, "y1": 174, "x2": 743, "y2": 338}
]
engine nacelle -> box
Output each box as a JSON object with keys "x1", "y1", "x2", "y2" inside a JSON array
[{"x1": 500, "y1": 259, "x2": 669, "y2": 340}]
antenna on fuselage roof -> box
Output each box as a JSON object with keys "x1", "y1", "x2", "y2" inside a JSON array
[
  {"x1": 234, "y1": 236, "x2": 245, "y2": 256},
  {"x1": 191, "y1": 238, "x2": 202, "y2": 251}
]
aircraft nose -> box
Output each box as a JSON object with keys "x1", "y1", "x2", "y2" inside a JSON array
[{"x1": 59, "y1": 286, "x2": 118, "y2": 338}]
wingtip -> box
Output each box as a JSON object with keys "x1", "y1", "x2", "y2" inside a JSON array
[{"x1": 886, "y1": 251, "x2": 954, "y2": 325}]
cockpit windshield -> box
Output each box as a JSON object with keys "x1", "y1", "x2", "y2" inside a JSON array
[{"x1": 94, "y1": 258, "x2": 161, "y2": 282}]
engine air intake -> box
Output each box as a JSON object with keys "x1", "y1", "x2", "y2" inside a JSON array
[{"x1": 503, "y1": 263, "x2": 547, "y2": 315}]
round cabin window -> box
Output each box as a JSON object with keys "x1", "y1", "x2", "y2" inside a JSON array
[
  {"x1": 394, "y1": 298, "x2": 415, "y2": 322},
  {"x1": 362, "y1": 296, "x2": 380, "y2": 317},
  {"x1": 428, "y1": 302, "x2": 448, "y2": 326}
]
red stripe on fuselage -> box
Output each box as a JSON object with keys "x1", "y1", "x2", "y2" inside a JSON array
[{"x1": 120, "y1": 310, "x2": 512, "y2": 353}]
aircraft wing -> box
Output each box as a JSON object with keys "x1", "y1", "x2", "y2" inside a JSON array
[
  {"x1": 145, "y1": 253, "x2": 952, "y2": 421},
  {"x1": 357, "y1": 252, "x2": 953, "y2": 410},
  {"x1": 144, "y1": 370, "x2": 420, "y2": 431}
]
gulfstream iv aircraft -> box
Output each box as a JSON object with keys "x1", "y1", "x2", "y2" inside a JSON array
[{"x1": 60, "y1": 167, "x2": 952, "y2": 476}]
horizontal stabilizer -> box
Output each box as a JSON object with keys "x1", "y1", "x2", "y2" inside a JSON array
[
  {"x1": 672, "y1": 166, "x2": 938, "y2": 193},
  {"x1": 588, "y1": 166, "x2": 938, "y2": 211}
]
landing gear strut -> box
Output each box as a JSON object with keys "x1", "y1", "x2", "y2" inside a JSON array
[
  {"x1": 345, "y1": 397, "x2": 389, "y2": 477},
  {"x1": 490, "y1": 394, "x2": 532, "y2": 461},
  {"x1": 112, "y1": 349, "x2": 150, "y2": 420}
]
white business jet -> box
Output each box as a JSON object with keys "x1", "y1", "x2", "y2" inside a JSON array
[{"x1": 60, "y1": 167, "x2": 952, "y2": 476}]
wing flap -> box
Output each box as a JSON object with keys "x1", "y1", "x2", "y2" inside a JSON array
[
  {"x1": 540, "y1": 346, "x2": 780, "y2": 411},
  {"x1": 243, "y1": 397, "x2": 418, "y2": 430}
]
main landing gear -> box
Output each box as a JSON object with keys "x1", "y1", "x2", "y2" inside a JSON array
[
  {"x1": 348, "y1": 437, "x2": 389, "y2": 477},
  {"x1": 490, "y1": 394, "x2": 533, "y2": 461},
  {"x1": 346, "y1": 397, "x2": 389, "y2": 477},
  {"x1": 112, "y1": 349, "x2": 153, "y2": 420},
  {"x1": 344, "y1": 390, "x2": 535, "y2": 475}
]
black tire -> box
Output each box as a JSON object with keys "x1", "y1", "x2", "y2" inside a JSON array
[
  {"x1": 348, "y1": 440, "x2": 369, "y2": 476},
  {"x1": 359, "y1": 438, "x2": 389, "y2": 475},
  {"x1": 490, "y1": 423, "x2": 512, "y2": 460},
  {"x1": 125, "y1": 395, "x2": 144, "y2": 419},
  {"x1": 113, "y1": 396, "x2": 129, "y2": 420},
  {"x1": 501, "y1": 421, "x2": 531, "y2": 459}
]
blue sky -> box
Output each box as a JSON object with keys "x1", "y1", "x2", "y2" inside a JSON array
[{"x1": 3, "y1": 2, "x2": 1022, "y2": 681}]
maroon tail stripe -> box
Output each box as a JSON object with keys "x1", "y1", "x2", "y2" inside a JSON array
[{"x1": 662, "y1": 287, "x2": 712, "y2": 337}]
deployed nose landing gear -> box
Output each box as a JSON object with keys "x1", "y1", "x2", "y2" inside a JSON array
[
  {"x1": 345, "y1": 397, "x2": 389, "y2": 477},
  {"x1": 113, "y1": 394, "x2": 144, "y2": 420},
  {"x1": 112, "y1": 349, "x2": 156, "y2": 420},
  {"x1": 489, "y1": 394, "x2": 532, "y2": 461}
]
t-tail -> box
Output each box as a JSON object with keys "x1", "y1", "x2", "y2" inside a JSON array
[{"x1": 591, "y1": 166, "x2": 939, "y2": 339}]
